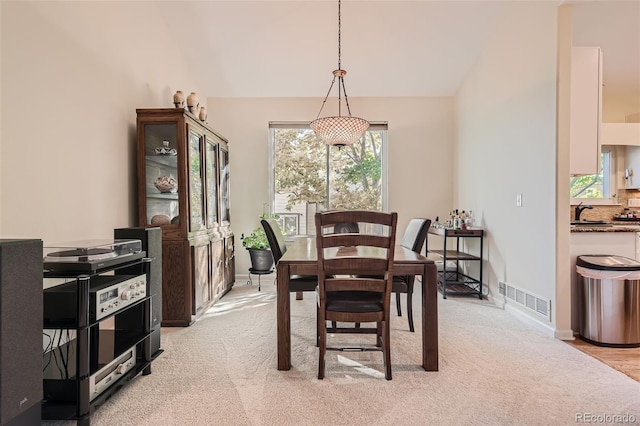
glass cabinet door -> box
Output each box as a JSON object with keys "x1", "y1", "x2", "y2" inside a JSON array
[
  {"x1": 144, "y1": 123, "x2": 179, "y2": 226},
  {"x1": 219, "y1": 147, "x2": 230, "y2": 224},
  {"x1": 204, "y1": 136, "x2": 218, "y2": 229},
  {"x1": 188, "y1": 129, "x2": 205, "y2": 232}
]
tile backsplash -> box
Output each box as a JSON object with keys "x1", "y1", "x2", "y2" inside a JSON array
[{"x1": 570, "y1": 189, "x2": 640, "y2": 221}]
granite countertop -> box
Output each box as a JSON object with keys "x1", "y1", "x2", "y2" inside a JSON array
[{"x1": 571, "y1": 221, "x2": 640, "y2": 232}]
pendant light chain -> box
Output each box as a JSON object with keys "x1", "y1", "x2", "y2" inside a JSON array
[
  {"x1": 316, "y1": 0, "x2": 344, "y2": 119},
  {"x1": 337, "y1": 0, "x2": 354, "y2": 118},
  {"x1": 337, "y1": 0, "x2": 342, "y2": 70}
]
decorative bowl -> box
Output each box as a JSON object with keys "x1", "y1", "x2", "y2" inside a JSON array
[
  {"x1": 150, "y1": 214, "x2": 171, "y2": 226},
  {"x1": 154, "y1": 175, "x2": 177, "y2": 193}
]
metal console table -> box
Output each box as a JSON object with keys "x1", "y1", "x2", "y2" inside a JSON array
[{"x1": 427, "y1": 227, "x2": 484, "y2": 299}]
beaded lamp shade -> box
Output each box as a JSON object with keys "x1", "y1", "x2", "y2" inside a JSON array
[
  {"x1": 310, "y1": 114, "x2": 370, "y2": 148},
  {"x1": 311, "y1": 0, "x2": 369, "y2": 147}
]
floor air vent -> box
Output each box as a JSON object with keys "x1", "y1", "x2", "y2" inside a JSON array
[{"x1": 499, "y1": 282, "x2": 551, "y2": 321}]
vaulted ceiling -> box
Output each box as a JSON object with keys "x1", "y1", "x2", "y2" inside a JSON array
[{"x1": 155, "y1": 1, "x2": 639, "y2": 100}]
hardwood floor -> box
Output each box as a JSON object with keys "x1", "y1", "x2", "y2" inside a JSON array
[{"x1": 566, "y1": 337, "x2": 640, "y2": 382}]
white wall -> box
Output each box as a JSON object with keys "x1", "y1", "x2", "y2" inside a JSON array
[
  {"x1": 455, "y1": 2, "x2": 560, "y2": 332},
  {"x1": 1, "y1": 2, "x2": 200, "y2": 244},
  {"x1": 208, "y1": 97, "x2": 455, "y2": 273}
]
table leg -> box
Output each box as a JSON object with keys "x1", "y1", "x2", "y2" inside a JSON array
[
  {"x1": 422, "y1": 262, "x2": 439, "y2": 371},
  {"x1": 277, "y1": 262, "x2": 291, "y2": 370}
]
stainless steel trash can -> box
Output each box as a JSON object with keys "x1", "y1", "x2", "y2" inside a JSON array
[{"x1": 576, "y1": 255, "x2": 640, "y2": 347}]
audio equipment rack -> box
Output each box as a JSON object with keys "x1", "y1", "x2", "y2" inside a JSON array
[{"x1": 41, "y1": 239, "x2": 155, "y2": 426}]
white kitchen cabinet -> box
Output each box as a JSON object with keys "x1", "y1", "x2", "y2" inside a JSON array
[
  {"x1": 570, "y1": 231, "x2": 637, "y2": 261},
  {"x1": 602, "y1": 123, "x2": 640, "y2": 146},
  {"x1": 570, "y1": 46, "x2": 603, "y2": 175}
]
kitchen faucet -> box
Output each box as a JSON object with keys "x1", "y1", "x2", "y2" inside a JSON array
[{"x1": 575, "y1": 202, "x2": 593, "y2": 221}]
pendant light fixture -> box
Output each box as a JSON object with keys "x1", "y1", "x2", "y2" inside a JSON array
[{"x1": 310, "y1": 0, "x2": 369, "y2": 147}]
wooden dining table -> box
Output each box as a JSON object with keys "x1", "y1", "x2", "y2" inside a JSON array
[{"x1": 276, "y1": 236, "x2": 439, "y2": 371}]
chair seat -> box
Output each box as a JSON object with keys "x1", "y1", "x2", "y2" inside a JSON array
[
  {"x1": 322, "y1": 290, "x2": 384, "y2": 313},
  {"x1": 291, "y1": 275, "x2": 317, "y2": 281},
  {"x1": 290, "y1": 275, "x2": 318, "y2": 292}
]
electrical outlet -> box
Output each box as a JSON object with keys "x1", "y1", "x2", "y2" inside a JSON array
[
  {"x1": 629, "y1": 199, "x2": 640, "y2": 207},
  {"x1": 516, "y1": 193, "x2": 523, "y2": 207}
]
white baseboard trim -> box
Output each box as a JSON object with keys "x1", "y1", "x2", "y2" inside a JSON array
[{"x1": 554, "y1": 329, "x2": 576, "y2": 341}]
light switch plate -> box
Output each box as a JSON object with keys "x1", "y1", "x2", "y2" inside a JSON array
[{"x1": 629, "y1": 198, "x2": 640, "y2": 207}]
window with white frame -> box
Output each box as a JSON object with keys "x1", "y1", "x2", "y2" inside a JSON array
[{"x1": 269, "y1": 122, "x2": 388, "y2": 235}]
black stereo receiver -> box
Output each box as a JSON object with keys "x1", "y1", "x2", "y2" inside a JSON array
[{"x1": 44, "y1": 274, "x2": 147, "y2": 324}]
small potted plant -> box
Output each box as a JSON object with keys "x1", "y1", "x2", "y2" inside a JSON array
[{"x1": 241, "y1": 213, "x2": 280, "y2": 272}]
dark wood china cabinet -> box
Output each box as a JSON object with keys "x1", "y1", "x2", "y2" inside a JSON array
[{"x1": 136, "y1": 108, "x2": 234, "y2": 326}]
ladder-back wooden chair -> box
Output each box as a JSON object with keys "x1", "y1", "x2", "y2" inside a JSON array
[{"x1": 315, "y1": 210, "x2": 398, "y2": 380}]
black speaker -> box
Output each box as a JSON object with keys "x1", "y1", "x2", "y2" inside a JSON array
[
  {"x1": 114, "y1": 228, "x2": 162, "y2": 357},
  {"x1": 0, "y1": 239, "x2": 43, "y2": 426}
]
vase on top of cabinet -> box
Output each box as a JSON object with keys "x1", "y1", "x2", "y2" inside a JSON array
[{"x1": 136, "y1": 108, "x2": 234, "y2": 326}]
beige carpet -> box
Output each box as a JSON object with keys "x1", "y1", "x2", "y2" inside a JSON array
[{"x1": 47, "y1": 278, "x2": 640, "y2": 425}]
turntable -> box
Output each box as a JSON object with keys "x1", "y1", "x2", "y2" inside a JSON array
[{"x1": 43, "y1": 239, "x2": 145, "y2": 273}]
